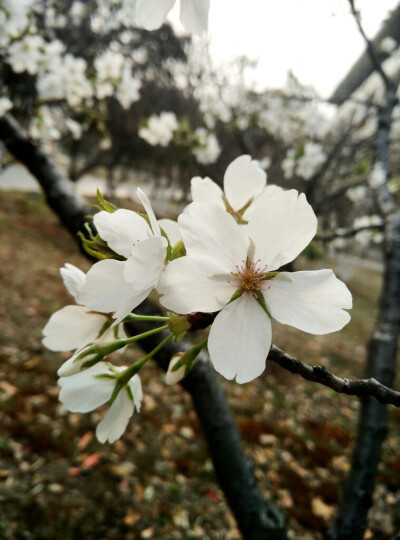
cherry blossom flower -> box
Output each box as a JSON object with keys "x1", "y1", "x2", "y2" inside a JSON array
[
  {"x1": 0, "y1": 97, "x2": 13, "y2": 116},
  {"x1": 59, "y1": 363, "x2": 143, "y2": 443},
  {"x1": 135, "y1": 0, "x2": 210, "y2": 36},
  {"x1": 158, "y1": 191, "x2": 352, "y2": 383},
  {"x1": 78, "y1": 189, "x2": 168, "y2": 325},
  {"x1": 139, "y1": 112, "x2": 178, "y2": 147},
  {"x1": 192, "y1": 127, "x2": 221, "y2": 164},
  {"x1": 369, "y1": 161, "x2": 386, "y2": 188},
  {"x1": 191, "y1": 155, "x2": 281, "y2": 222},
  {"x1": 42, "y1": 264, "x2": 125, "y2": 353}
]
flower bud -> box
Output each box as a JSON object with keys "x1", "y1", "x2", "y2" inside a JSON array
[
  {"x1": 165, "y1": 354, "x2": 186, "y2": 385},
  {"x1": 57, "y1": 346, "x2": 97, "y2": 377}
]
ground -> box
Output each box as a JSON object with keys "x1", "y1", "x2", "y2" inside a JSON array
[{"x1": 0, "y1": 191, "x2": 399, "y2": 539}]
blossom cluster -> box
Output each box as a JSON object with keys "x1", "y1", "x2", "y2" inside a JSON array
[
  {"x1": 43, "y1": 154, "x2": 352, "y2": 444},
  {"x1": 282, "y1": 142, "x2": 327, "y2": 181},
  {"x1": 139, "y1": 112, "x2": 221, "y2": 164}
]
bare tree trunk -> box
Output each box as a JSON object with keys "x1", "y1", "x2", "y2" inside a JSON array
[
  {"x1": 129, "y1": 313, "x2": 287, "y2": 539},
  {"x1": 326, "y1": 83, "x2": 400, "y2": 540},
  {"x1": 0, "y1": 113, "x2": 288, "y2": 539}
]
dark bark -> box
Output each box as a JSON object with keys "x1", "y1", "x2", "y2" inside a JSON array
[
  {"x1": 129, "y1": 311, "x2": 288, "y2": 539},
  {"x1": 326, "y1": 41, "x2": 400, "y2": 536},
  {"x1": 326, "y1": 212, "x2": 400, "y2": 539},
  {"x1": 0, "y1": 112, "x2": 287, "y2": 539}
]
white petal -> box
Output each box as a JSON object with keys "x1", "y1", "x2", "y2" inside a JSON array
[
  {"x1": 112, "y1": 287, "x2": 151, "y2": 326},
  {"x1": 243, "y1": 184, "x2": 283, "y2": 221},
  {"x1": 208, "y1": 294, "x2": 272, "y2": 384},
  {"x1": 158, "y1": 218, "x2": 181, "y2": 246},
  {"x1": 137, "y1": 187, "x2": 161, "y2": 236},
  {"x1": 264, "y1": 270, "x2": 352, "y2": 334},
  {"x1": 123, "y1": 236, "x2": 167, "y2": 289},
  {"x1": 224, "y1": 155, "x2": 266, "y2": 211},
  {"x1": 94, "y1": 209, "x2": 151, "y2": 258},
  {"x1": 191, "y1": 176, "x2": 224, "y2": 207},
  {"x1": 60, "y1": 263, "x2": 86, "y2": 300},
  {"x1": 96, "y1": 387, "x2": 134, "y2": 443},
  {"x1": 79, "y1": 259, "x2": 131, "y2": 313},
  {"x1": 180, "y1": 0, "x2": 210, "y2": 35},
  {"x1": 158, "y1": 256, "x2": 233, "y2": 313},
  {"x1": 246, "y1": 190, "x2": 317, "y2": 271},
  {"x1": 42, "y1": 305, "x2": 107, "y2": 351},
  {"x1": 78, "y1": 259, "x2": 151, "y2": 326},
  {"x1": 129, "y1": 374, "x2": 143, "y2": 411},
  {"x1": 136, "y1": 0, "x2": 175, "y2": 30},
  {"x1": 59, "y1": 363, "x2": 115, "y2": 413},
  {"x1": 178, "y1": 202, "x2": 248, "y2": 274}
]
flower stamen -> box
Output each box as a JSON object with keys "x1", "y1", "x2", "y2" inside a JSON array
[{"x1": 229, "y1": 259, "x2": 270, "y2": 298}]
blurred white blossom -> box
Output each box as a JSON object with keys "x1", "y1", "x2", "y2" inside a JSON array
[
  {"x1": 192, "y1": 127, "x2": 221, "y2": 164},
  {"x1": 139, "y1": 112, "x2": 178, "y2": 146},
  {"x1": 369, "y1": 161, "x2": 386, "y2": 188}
]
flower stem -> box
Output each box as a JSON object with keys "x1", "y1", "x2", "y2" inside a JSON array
[
  {"x1": 124, "y1": 314, "x2": 170, "y2": 323},
  {"x1": 119, "y1": 333, "x2": 174, "y2": 383},
  {"x1": 96, "y1": 325, "x2": 169, "y2": 357}
]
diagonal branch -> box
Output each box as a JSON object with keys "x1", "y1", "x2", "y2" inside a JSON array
[
  {"x1": 267, "y1": 345, "x2": 400, "y2": 406},
  {"x1": 187, "y1": 312, "x2": 400, "y2": 407},
  {"x1": 315, "y1": 223, "x2": 383, "y2": 243},
  {"x1": 348, "y1": 0, "x2": 393, "y2": 90}
]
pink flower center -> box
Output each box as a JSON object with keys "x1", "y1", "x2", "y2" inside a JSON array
[{"x1": 228, "y1": 259, "x2": 268, "y2": 296}]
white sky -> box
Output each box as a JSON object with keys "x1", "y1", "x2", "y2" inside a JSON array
[{"x1": 203, "y1": 0, "x2": 399, "y2": 98}]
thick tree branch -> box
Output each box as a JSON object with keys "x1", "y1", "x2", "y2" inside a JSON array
[{"x1": 326, "y1": 27, "x2": 400, "y2": 538}]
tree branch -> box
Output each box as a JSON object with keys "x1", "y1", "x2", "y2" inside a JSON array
[
  {"x1": 187, "y1": 313, "x2": 400, "y2": 406},
  {"x1": 315, "y1": 223, "x2": 383, "y2": 243},
  {"x1": 348, "y1": 0, "x2": 393, "y2": 90},
  {"x1": 267, "y1": 345, "x2": 400, "y2": 406},
  {"x1": 326, "y1": 36, "x2": 400, "y2": 539}
]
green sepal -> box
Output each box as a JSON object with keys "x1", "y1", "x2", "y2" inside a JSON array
[
  {"x1": 228, "y1": 288, "x2": 244, "y2": 304},
  {"x1": 222, "y1": 194, "x2": 252, "y2": 224},
  {"x1": 95, "y1": 189, "x2": 119, "y2": 213},
  {"x1": 168, "y1": 314, "x2": 191, "y2": 340},
  {"x1": 95, "y1": 317, "x2": 114, "y2": 340},
  {"x1": 108, "y1": 381, "x2": 123, "y2": 405},
  {"x1": 77, "y1": 227, "x2": 125, "y2": 261},
  {"x1": 170, "y1": 239, "x2": 186, "y2": 260},
  {"x1": 264, "y1": 272, "x2": 279, "y2": 280},
  {"x1": 94, "y1": 373, "x2": 116, "y2": 380},
  {"x1": 126, "y1": 384, "x2": 134, "y2": 402},
  {"x1": 171, "y1": 337, "x2": 208, "y2": 375},
  {"x1": 254, "y1": 290, "x2": 272, "y2": 317}
]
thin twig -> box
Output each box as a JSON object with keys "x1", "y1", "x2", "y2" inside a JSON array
[
  {"x1": 316, "y1": 223, "x2": 383, "y2": 242},
  {"x1": 267, "y1": 345, "x2": 400, "y2": 406},
  {"x1": 348, "y1": 0, "x2": 392, "y2": 90}
]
